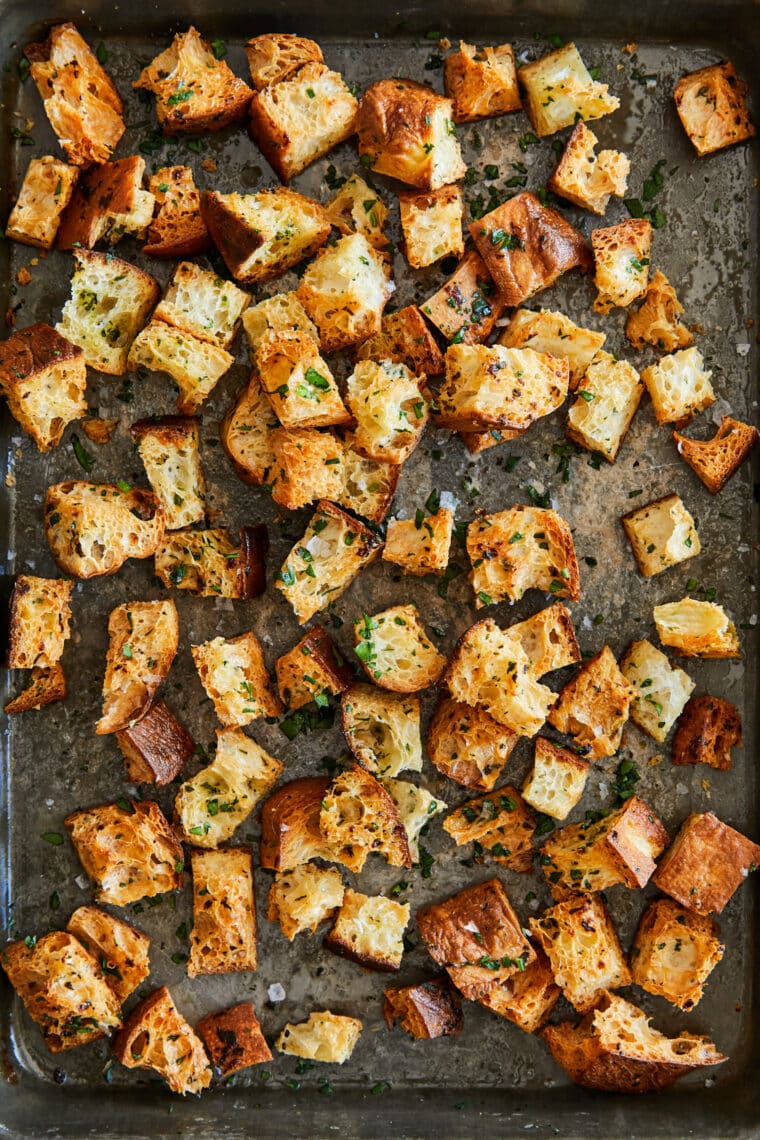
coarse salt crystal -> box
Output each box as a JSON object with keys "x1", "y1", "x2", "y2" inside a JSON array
[{"x1": 268, "y1": 983, "x2": 286, "y2": 1002}]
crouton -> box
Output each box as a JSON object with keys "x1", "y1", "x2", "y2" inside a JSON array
[
  {"x1": 249, "y1": 62, "x2": 358, "y2": 182},
  {"x1": 341, "y1": 684, "x2": 421, "y2": 777},
  {"x1": 96, "y1": 599, "x2": 179, "y2": 735},
  {"x1": 674, "y1": 416, "x2": 758, "y2": 494},
  {"x1": 417, "y1": 878, "x2": 535, "y2": 1000},
  {"x1": 470, "y1": 191, "x2": 591, "y2": 306},
  {"x1": 547, "y1": 122, "x2": 629, "y2": 215},
  {"x1": 674, "y1": 61, "x2": 755, "y2": 156},
  {"x1": 653, "y1": 598, "x2": 739, "y2": 658},
  {"x1": 175, "y1": 727, "x2": 283, "y2": 848},
  {"x1": 153, "y1": 261, "x2": 249, "y2": 350},
  {"x1": 143, "y1": 165, "x2": 211, "y2": 258},
  {"x1": 539, "y1": 795, "x2": 669, "y2": 893},
  {"x1": 625, "y1": 270, "x2": 694, "y2": 352},
  {"x1": 115, "y1": 700, "x2": 194, "y2": 786},
  {"x1": 427, "y1": 696, "x2": 518, "y2": 790},
  {"x1": 320, "y1": 762, "x2": 411, "y2": 872},
  {"x1": 25, "y1": 22, "x2": 125, "y2": 166},
  {"x1": 154, "y1": 525, "x2": 268, "y2": 599},
  {"x1": 275, "y1": 625, "x2": 353, "y2": 711},
  {"x1": 386, "y1": 779, "x2": 445, "y2": 862},
  {"x1": 383, "y1": 508, "x2": 453, "y2": 576},
  {"x1": 437, "y1": 344, "x2": 569, "y2": 434},
  {"x1": 275, "y1": 1010, "x2": 361, "y2": 1064},
  {"x1": 654, "y1": 811, "x2": 760, "y2": 915},
  {"x1": 131, "y1": 416, "x2": 205, "y2": 530},
  {"x1": 269, "y1": 423, "x2": 345, "y2": 507},
  {"x1": 297, "y1": 232, "x2": 394, "y2": 353},
  {"x1": 44, "y1": 481, "x2": 164, "y2": 579},
  {"x1": 443, "y1": 785, "x2": 536, "y2": 871},
  {"x1": 0, "y1": 931, "x2": 122, "y2": 1052},
  {"x1": 498, "y1": 307, "x2": 605, "y2": 387},
  {"x1": 530, "y1": 894, "x2": 631, "y2": 1013},
  {"x1": 56, "y1": 250, "x2": 159, "y2": 374},
  {"x1": 113, "y1": 986, "x2": 212, "y2": 1095},
  {"x1": 268, "y1": 865, "x2": 345, "y2": 940},
  {"x1": 641, "y1": 347, "x2": 715, "y2": 427},
  {"x1": 220, "y1": 374, "x2": 278, "y2": 486},
  {"x1": 518, "y1": 42, "x2": 620, "y2": 136},
  {"x1": 7, "y1": 575, "x2": 72, "y2": 669},
  {"x1": 80, "y1": 416, "x2": 117, "y2": 445},
  {"x1": 622, "y1": 493, "x2": 700, "y2": 578},
  {"x1": 325, "y1": 888, "x2": 409, "y2": 971},
  {"x1": 591, "y1": 219, "x2": 652, "y2": 315},
  {"x1": 197, "y1": 1003, "x2": 272, "y2": 1077},
  {"x1": 444, "y1": 40, "x2": 521, "y2": 122},
  {"x1": 672, "y1": 695, "x2": 741, "y2": 771},
  {"x1": 242, "y1": 291, "x2": 320, "y2": 353},
  {"x1": 566, "y1": 350, "x2": 643, "y2": 463},
  {"x1": 245, "y1": 33, "x2": 323, "y2": 89},
  {"x1": 325, "y1": 174, "x2": 389, "y2": 251},
  {"x1": 191, "y1": 631, "x2": 282, "y2": 727},
  {"x1": 357, "y1": 78, "x2": 465, "y2": 190},
  {"x1": 631, "y1": 898, "x2": 724, "y2": 1011},
  {"x1": 384, "y1": 977, "x2": 464, "y2": 1038},
  {"x1": 399, "y1": 185, "x2": 464, "y2": 268},
  {"x1": 259, "y1": 777, "x2": 336, "y2": 870},
  {"x1": 126, "y1": 320, "x2": 234, "y2": 416},
  {"x1": 56, "y1": 156, "x2": 154, "y2": 250},
  {"x1": 467, "y1": 505, "x2": 579, "y2": 606},
  {"x1": 542, "y1": 991, "x2": 725, "y2": 1093},
  {"x1": 353, "y1": 604, "x2": 446, "y2": 692},
  {"x1": 337, "y1": 434, "x2": 400, "y2": 523},
  {"x1": 421, "y1": 249, "x2": 510, "y2": 345},
  {"x1": 346, "y1": 358, "x2": 427, "y2": 463},
  {"x1": 0, "y1": 322, "x2": 86, "y2": 451},
  {"x1": 477, "y1": 946, "x2": 560, "y2": 1033},
  {"x1": 134, "y1": 27, "x2": 252, "y2": 134},
  {"x1": 201, "y1": 187, "x2": 330, "y2": 285},
  {"x1": 255, "y1": 332, "x2": 350, "y2": 429},
  {"x1": 187, "y1": 847, "x2": 257, "y2": 977},
  {"x1": 521, "y1": 738, "x2": 589, "y2": 821},
  {"x1": 66, "y1": 905, "x2": 150, "y2": 1003},
  {"x1": 445, "y1": 618, "x2": 557, "y2": 736},
  {"x1": 65, "y1": 799, "x2": 184, "y2": 906},
  {"x1": 508, "y1": 602, "x2": 581, "y2": 677},
  {"x1": 620, "y1": 640, "x2": 695, "y2": 743},
  {"x1": 276, "y1": 501, "x2": 382, "y2": 624},
  {"x1": 548, "y1": 647, "x2": 634, "y2": 761},
  {"x1": 355, "y1": 304, "x2": 445, "y2": 377},
  {"x1": 6, "y1": 156, "x2": 79, "y2": 249},
  {"x1": 4, "y1": 665, "x2": 66, "y2": 714}
]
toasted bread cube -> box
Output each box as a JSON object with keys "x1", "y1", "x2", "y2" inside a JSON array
[
  {"x1": 346, "y1": 358, "x2": 428, "y2": 464},
  {"x1": 467, "y1": 505, "x2": 579, "y2": 606},
  {"x1": 175, "y1": 727, "x2": 283, "y2": 848},
  {"x1": 383, "y1": 509, "x2": 453, "y2": 576},
  {"x1": 672, "y1": 695, "x2": 741, "y2": 771},
  {"x1": 260, "y1": 777, "x2": 336, "y2": 870},
  {"x1": 443, "y1": 785, "x2": 535, "y2": 871},
  {"x1": 518, "y1": 42, "x2": 619, "y2": 136},
  {"x1": 470, "y1": 192, "x2": 591, "y2": 306},
  {"x1": 386, "y1": 778, "x2": 445, "y2": 862},
  {"x1": 201, "y1": 188, "x2": 331, "y2": 285},
  {"x1": 357, "y1": 79, "x2": 465, "y2": 190},
  {"x1": 654, "y1": 811, "x2": 760, "y2": 915},
  {"x1": 153, "y1": 262, "x2": 249, "y2": 350},
  {"x1": 674, "y1": 416, "x2": 758, "y2": 494},
  {"x1": 25, "y1": 22, "x2": 125, "y2": 166},
  {"x1": 65, "y1": 799, "x2": 184, "y2": 906},
  {"x1": 143, "y1": 165, "x2": 211, "y2": 258},
  {"x1": 548, "y1": 647, "x2": 634, "y2": 761},
  {"x1": 353, "y1": 604, "x2": 446, "y2": 692},
  {"x1": 326, "y1": 888, "x2": 409, "y2": 971},
  {"x1": 675, "y1": 61, "x2": 754, "y2": 156},
  {"x1": 245, "y1": 33, "x2": 323, "y2": 89},
  {"x1": 275, "y1": 1010, "x2": 361, "y2": 1064},
  {"x1": 127, "y1": 320, "x2": 234, "y2": 416},
  {"x1": 188, "y1": 847, "x2": 257, "y2": 977},
  {"x1": 276, "y1": 501, "x2": 382, "y2": 624},
  {"x1": 256, "y1": 332, "x2": 350, "y2": 429},
  {"x1": 355, "y1": 304, "x2": 445, "y2": 377},
  {"x1": 653, "y1": 598, "x2": 739, "y2": 658},
  {"x1": 427, "y1": 696, "x2": 518, "y2": 790},
  {"x1": 417, "y1": 878, "x2": 535, "y2": 1000},
  {"x1": 444, "y1": 40, "x2": 521, "y2": 122},
  {"x1": 97, "y1": 599, "x2": 179, "y2": 735},
  {"x1": 221, "y1": 374, "x2": 278, "y2": 486},
  {"x1": 1, "y1": 931, "x2": 121, "y2": 1052},
  {"x1": 522, "y1": 738, "x2": 589, "y2": 821},
  {"x1": 641, "y1": 347, "x2": 715, "y2": 426},
  {"x1": 320, "y1": 762, "x2": 411, "y2": 872},
  {"x1": 192, "y1": 631, "x2": 282, "y2": 727},
  {"x1": 79, "y1": 416, "x2": 118, "y2": 444},
  {"x1": 197, "y1": 1002, "x2": 272, "y2": 1077},
  {"x1": 155, "y1": 526, "x2": 267, "y2": 599},
  {"x1": 421, "y1": 249, "x2": 509, "y2": 345},
  {"x1": 297, "y1": 233, "x2": 393, "y2": 353},
  {"x1": 56, "y1": 156, "x2": 154, "y2": 250},
  {"x1": 0, "y1": 322, "x2": 86, "y2": 451},
  {"x1": 275, "y1": 626, "x2": 353, "y2": 711},
  {"x1": 268, "y1": 865, "x2": 345, "y2": 940},
  {"x1": 530, "y1": 894, "x2": 631, "y2": 1013},
  {"x1": 540, "y1": 795, "x2": 669, "y2": 893},
  {"x1": 566, "y1": 350, "x2": 643, "y2": 463},
  {"x1": 384, "y1": 977, "x2": 463, "y2": 1039},
  {"x1": 498, "y1": 307, "x2": 605, "y2": 387},
  {"x1": 592, "y1": 219, "x2": 652, "y2": 315},
  {"x1": 66, "y1": 905, "x2": 150, "y2": 1003},
  {"x1": 7, "y1": 575, "x2": 73, "y2": 669},
  {"x1": 270, "y1": 426, "x2": 344, "y2": 510},
  {"x1": 56, "y1": 250, "x2": 159, "y2": 375},
  {"x1": 134, "y1": 26, "x2": 252, "y2": 134},
  {"x1": 115, "y1": 699, "x2": 194, "y2": 785},
  {"x1": 131, "y1": 416, "x2": 205, "y2": 530},
  {"x1": 542, "y1": 991, "x2": 725, "y2": 1093},
  {"x1": 508, "y1": 602, "x2": 581, "y2": 677},
  {"x1": 547, "y1": 122, "x2": 629, "y2": 215},
  {"x1": 438, "y1": 344, "x2": 569, "y2": 433},
  {"x1": 625, "y1": 270, "x2": 693, "y2": 352},
  {"x1": 325, "y1": 174, "x2": 389, "y2": 252},
  {"x1": 337, "y1": 433, "x2": 400, "y2": 523},
  {"x1": 242, "y1": 292, "x2": 320, "y2": 355},
  {"x1": 622, "y1": 493, "x2": 700, "y2": 578},
  {"x1": 631, "y1": 899, "x2": 724, "y2": 1011},
  {"x1": 113, "y1": 986, "x2": 212, "y2": 1095},
  {"x1": 620, "y1": 640, "x2": 695, "y2": 743},
  {"x1": 6, "y1": 156, "x2": 78, "y2": 249},
  {"x1": 44, "y1": 481, "x2": 164, "y2": 578},
  {"x1": 477, "y1": 945, "x2": 560, "y2": 1033},
  {"x1": 341, "y1": 684, "x2": 422, "y2": 777},
  {"x1": 4, "y1": 664, "x2": 66, "y2": 714},
  {"x1": 399, "y1": 186, "x2": 464, "y2": 269},
  {"x1": 249, "y1": 62, "x2": 358, "y2": 182}
]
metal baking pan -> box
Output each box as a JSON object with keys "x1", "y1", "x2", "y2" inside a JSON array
[{"x1": 0, "y1": 0, "x2": 758, "y2": 1135}]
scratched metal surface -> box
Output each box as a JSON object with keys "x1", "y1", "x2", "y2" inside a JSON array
[{"x1": 0, "y1": 2, "x2": 759, "y2": 1137}]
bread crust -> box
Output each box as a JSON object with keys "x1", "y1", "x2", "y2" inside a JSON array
[
  {"x1": 115, "y1": 699, "x2": 194, "y2": 785},
  {"x1": 320, "y1": 762, "x2": 412, "y2": 872},
  {"x1": 625, "y1": 270, "x2": 694, "y2": 352},
  {"x1": 275, "y1": 625, "x2": 353, "y2": 711},
  {"x1": 7, "y1": 574, "x2": 73, "y2": 669},
  {"x1": 0, "y1": 322, "x2": 86, "y2": 450},
  {"x1": 4, "y1": 664, "x2": 66, "y2": 714},
  {"x1": 384, "y1": 977, "x2": 464, "y2": 1039},
  {"x1": 97, "y1": 599, "x2": 179, "y2": 734},
  {"x1": 66, "y1": 904, "x2": 150, "y2": 1003},
  {"x1": 671, "y1": 694, "x2": 741, "y2": 770},
  {"x1": 548, "y1": 646, "x2": 634, "y2": 760},
  {"x1": 143, "y1": 165, "x2": 211, "y2": 258},
  {"x1": 444, "y1": 40, "x2": 521, "y2": 123},
  {"x1": 674, "y1": 416, "x2": 758, "y2": 494},
  {"x1": 355, "y1": 304, "x2": 445, "y2": 377},
  {"x1": 197, "y1": 1002, "x2": 272, "y2": 1077},
  {"x1": 57, "y1": 156, "x2": 154, "y2": 250},
  {"x1": 653, "y1": 811, "x2": 760, "y2": 915},
  {"x1": 421, "y1": 248, "x2": 510, "y2": 345},
  {"x1": 427, "y1": 696, "x2": 518, "y2": 791},
  {"x1": 113, "y1": 985, "x2": 212, "y2": 1095},
  {"x1": 260, "y1": 776, "x2": 335, "y2": 870}
]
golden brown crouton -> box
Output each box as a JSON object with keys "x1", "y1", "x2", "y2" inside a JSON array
[
  {"x1": 421, "y1": 248, "x2": 510, "y2": 345},
  {"x1": 56, "y1": 156, "x2": 154, "y2": 250},
  {"x1": 7, "y1": 574, "x2": 73, "y2": 669},
  {"x1": 97, "y1": 599, "x2": 179, "y2": 735},
  {"x1": 353, "y1": 604, "x2": 446, "y2": 692},
  {"x1": 444, "y1": 41, "x2": 521, "y2": 122},
  {"x1": 275, "y1": 1010, "x2": 362, "y2": 1063},
  {"x1": 622, "y1": 493, "x2": 700, "y2": 578},
  {"x1": 66, "y1": 905, "x2": 150, "y2": 1003},
  {"x1": 131, "y1": 416, "x2": 206, "y2": 531},
  {"x1": 354, "y1": 304, "x2": 445, "y2": 377},
  {"x1": 498, "y1": 307, "x2": 605, "y2": 387},
  {"x1": 518, "y1": 42, "x2": 619, "y2": 136},
  {"x1": 566, "y1": 350, "x2": 643, "y2": 463},
  {"x1": 153, "y1": 261, "x2": 249, "y2": 350},
  {"x1": 346, "y1": 358, "x2": 428, "y2": 464},
  {"x1": 126, "y1": 320, "x2": 234, "y2": 414},
  {"x1": 242, "y1": 291, "x2": 320, "y2": 354},
  {"x1": 325, "y1": 888, "x2": 410, "y2": 971},
  {"x1": 275, "y1": 625, "x2": 353, "y2": 711},
  {"x1": 6, "y1": 156, "x2": 79, "y2": 249},
  {"x1": 467, "y1": 505, "x2": 579, "y2": 606},
  {"x1": 256, "y1": 332, "x2": 349, "y2": 430},
  {"x1": 674, "y1": 61, "x2": 755, "y2": 156},
  {"x1": 191, "y1": 630, "x2": 282, "y2": 727},
  {"x1": 437, "y1": 343, "x2": 569, "y2": 432},
  {"x1": 259, "y1": 777, "x2": 335, "y2": 871},
  {"x1": 386, "y1": 779, "x2": 445, "y2": 862},
  {"x1": 113, "y1": 986, "x2": 212, "y2": 1095},
  {"x1": 641, "y1": 347, "x2": 715, "y2": 427},
  {"x1": 508, "y1": 602, "x2": 581, "y2": 678},
  {"x1": 324, "y1": 174, "x2": 389, "y2": 251},
  {"x1": 672, "y1": 694, "x2": 741, "y2": 771},
  {"x1": 245, "y1": 34, "x2": 324, "y2": 89},
  {"x1": 630, "y1": 898, "x2": 724, "y2": 1011},
  {"x1": 0, "y1": 323, "x2": 86, "y2": 451},
  {"x1": 547, "y1": 121, "x2": 629, "y2": 215},
  {"x1": 521, "y1": 737, "x2": 589, "y2": 821},
  {"x1": 115, "y1": 700, "x2": 194, "y2": 785},
  {"x1": 297, "y1": 232, "x2": 394, "y2": 353},
  {"x1": 384, "y1": 977, "x2": 464, "y2": 1038},
  {"x1": 188, "y1": 847, "x2": 257, "y2": 977},
  {"x1": 267, "y1": 864, "x2": 345, "y2": 940},
  {"x1": 674, "y1": 416, "x2": 758, "y2": 494},
  {"x1": 399, "y1": 185, "x2": 464, "y2": 269},
  {"x1": 548, "y1": 646, "x2": 634, "y2": 761},
  {"x1": 197, "y1": 1002, "x2": 272, "y2": 1077},
  {"x1": 443, "y1": 785, "x2": 536, "y2": 872},
  {"x1": 143, "y1": 165, "x2": 211, "y2": 258},
  {"x1": 653, "y1": 598, "x2": 740, "y2": 658},
  {"x1": 338, "y1": 434, "x2": 400, "y2": 523},
  {"x1": 477, "y1": 946, "x2": 560, "y2": 1033},
  {"x1": 221, "y1": 373, "x2": 278, "y2": 486},
  {"x1": 654, "y1": 811, "x2": 760, "y2": 915},
  {"x1": 341, "y1": 684, "x2": 422, "y2": 777},
  {"x1": 4, "y1": 665, "x2": 66, "y2": 714},
  {"x1": 591, "y1": 218, "x2": 652, "y2": 314},
  {"x1": 320, "y1": 762, "x2": 411, "y2": 872},
  {"x1": 427, "y1": 696, "x2": 518, "y2": 791},
  {"x1": 383, "y1": 508, "x2": 453, "y2": 576},
  {"x1": 625, "y1": 270, "x2": 694, "y2": 352},
  {"x1": 154, "y1": 526, "x2": 268, "y2": 599},
  {"x1": 620, "y1": 639, "x2": 695, "y2": 743}
]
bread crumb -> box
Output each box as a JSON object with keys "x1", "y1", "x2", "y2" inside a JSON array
[
  {"x1": 81, "y1": 417, "x2": 119, "y2": 445},
  {"x1": 201, "y1": 158, "x2": 217, "y2": 173},
  {"x1": 648, "y1": 754, "x2": 662, "y2": 767},
  {"x1": 16, "y1": 267, "x2": 32, "y2": 286},
  {"x1": 5, "y1": 472, "x2": 15, "y2": 487},
  {"x1": 622, "y1": 42, "x2": 637, "y2": 53},
  {"x1": 438, "y1": 37, "x2": 452, "y2": 50}
]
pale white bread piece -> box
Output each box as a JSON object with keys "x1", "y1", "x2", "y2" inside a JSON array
[
  {"x1": 467, "y1": 505, "x2": 579, "y2": 605},
  {"x1": 96, "y1": 599, "x2": 179, "y2": 734},
  {"x1": 191, "y1": 631, "x2": 282, "y2": 726},
  {"x1": 320, "y1": 762, "x2": 411, "y2": 873},
  {"x1": 255, "y1": 331, "x2": 350, "y2": 429},
  {"x1": 518, "y1": 42, "x2": 620, "y2": 136},
  {"x1": 521, "y1": 737, "x2": 590, "y2": 821},
  {"x1": 113, "y1": 986, "x2": 212, "y2": 1095},
  {"x1": 631, "y1": 898, "x2": 724, "y2": 1011},
  {"x1": 325, "y1": 888, "x2": 409, "y2": 971},
  {"x1": 66, "y1": 904, "x2": 150, "y2": 1003},
  {"x1": 297, "y1": 232, "x2": 394, "y2": 353},
  {"x1": 427, "y1": 696, "x2": 518, "y2": 791},
  {"x1": 44, "y1": 481, "x2": 165, "y2": 579},
  {"x1": 641, "y1": 346, "x2": 715, "y2": 426},
  {"x1": 399, "y1": 185, "x2": 464, "y2": 268},
  {"x1": 268, "y1": 865, "x2": 345, "y2": 940},
  {"x1": 188, "y1": 847, "x2": 257, "y2": 977},
  {"x1": 498, "y1": 307, "x2": 605, "y2": 387},
  {"x1": 126, "y1": 319, "x2": 234, "y2": 415},
  {"x1": 6, "y1": 156, "x2": 79, "y2": 249},
  {"x1": 437, "y1": 343, "x2": 569, "y2": 431},
  {"x1": 625, "y1": 270, "x2": 694, "y2": 352},
  {"x1": 566, "y1": 350, "x2": 643, "y2": 463},
  {"x1": 220, "y1": 373, "x2": 278, "y2": 486},
  {"x1": 508, "y1": 602, "x2": 581, "y2": 678},
  {"x1": 653, "y1": 598, "x2": 740, "y2": 658},
  {"x1": 548, "y1": 646, "x2": 634, "y2": 760},
  {"x1": 130, "y1": 416, "x2": 205, "y2": 530},
  {"x1": 325, "y1": 174, "x2": 389, "y2": 252},
  {"x1": 153, "y1": 261, "x2": 249, "y2": 349},
  {"x1": 345, "y1": 358, "x2": 428, "y2": 464},
  {"x1": 622, "y1": 493, "x2": 700, "y2": 577},
  {"x1": 337, "y1": 433, "x2": 400, "y2": 524},
  {"x1": 275, "y1": 1010, "x2": 362, "y2": 1063},
  {"x1": 341, "y1": 684, "x2": 422, "y2": 778},
  {"x1": 547, "y1": 121, "x2": 629, "y2": 215},
  {"x1": 385, "y1": 778, "x2": 445, "y2": 861},
  {"x1": 353, "y1": 604, "x2": 446, "y2": 693},
  {"x1": 242, "y1": 291, "x2": 319, "y2": 355},
  {"x1": 383, "y1": 508, "x2": 453, "y2": 576},
  {"x1": 592, "y1": 219, "x2": 652, "y2": 315},
  {"x1": 675, "y1": 61, "x2": 755, "y2": 156},
  {"x1": 7, "y1": 574, "x2": 73, "y2": 669},
  {"x1": 245, "y1": 33, "x2": 324, "y2": 90},
  {"x1": 0, "y1": 322, "x2": 86, "y2": 451},
  {"x1": 444, "y1": 40, "x2": 521, "y2": 122}
]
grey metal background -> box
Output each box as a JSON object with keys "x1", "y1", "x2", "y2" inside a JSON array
[{"x1": 0, "y1": 0, "x2": 758, "y2": 1136}]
